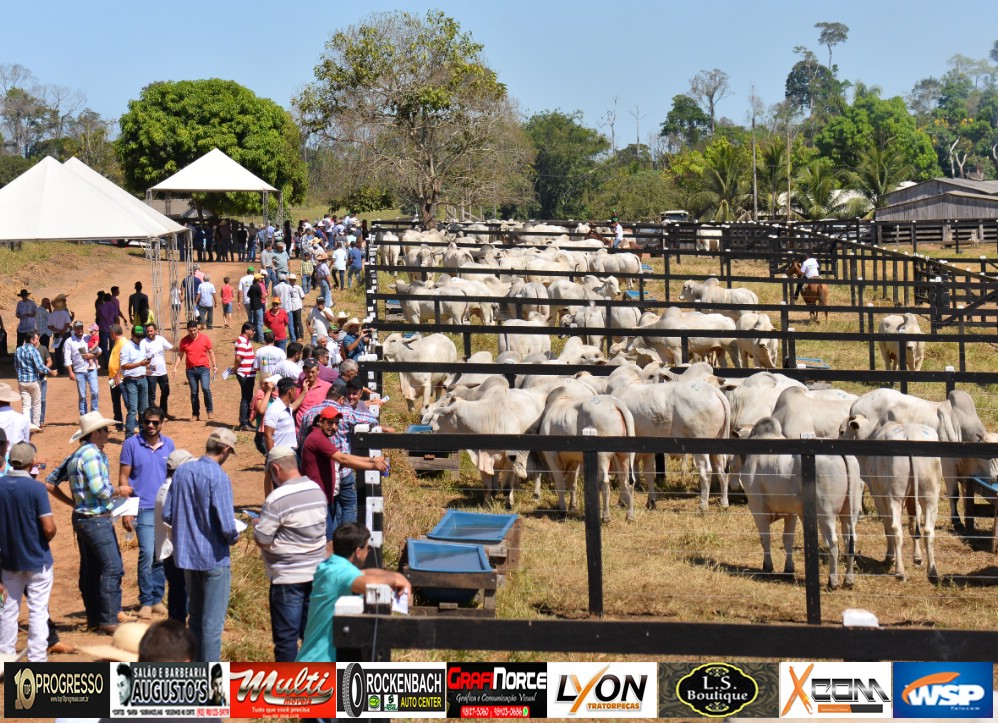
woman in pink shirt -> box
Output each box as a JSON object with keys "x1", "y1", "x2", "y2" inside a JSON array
[{"x1": 219, "y1": 277, "x2": 235, "y2": 328}]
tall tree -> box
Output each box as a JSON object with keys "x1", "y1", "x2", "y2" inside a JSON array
[
  {"x1": 117, "y1": 79, "x2": 307, "y2": 216},
  {"x1": 295, "y1": 10, "x2": 526, "y2": 228},
  {"x1": 689, "y1": 69, "x2": 731, "y2": 134},
  {"x1": 814, "y1": 22, "x2": 849, "y2": 70},
  {"x1": 659, "y1": 94, "x2": 711, "y2": 151},
  {"x1": 846, "y1": 142, "x2": 913, "y2": 209},
  {"x1": 690, "y1": 138, "x2": 750, "y2": 221},
  {"x1": 523, "y1": 110, "x2": 608, "y2": 218}
]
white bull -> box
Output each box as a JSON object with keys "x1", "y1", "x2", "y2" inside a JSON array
[
  {"x1": 679, "y1": 278, "x2": 759, "y2": 320},
  {"x1": 878, "y1": 313, "x2": 926, "y2": 371},
  {"x1": 735, "y1": 312, "x2": 779, "y2": 368},
  {"x1": 381, "y1": 333, "x2": 458, "y2": 412},
  {"x1": 498, "y1": 313, "x2": 551, "y2": 358}
]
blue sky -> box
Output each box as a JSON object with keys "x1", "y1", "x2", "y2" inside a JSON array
[{"x1": 5, "y1": 0, "x2": 997, "y2": 144}]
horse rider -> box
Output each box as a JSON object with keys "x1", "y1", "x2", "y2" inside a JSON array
[{"x1": 794, "y1": 252, "x2": 820, "y2": 300}]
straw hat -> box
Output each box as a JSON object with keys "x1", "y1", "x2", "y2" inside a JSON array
[
  {"x1": 0, "y1": 384, "x2": 19, "y2": 404},
  {"x1": 344, "y1": 317, "x2": 361, "y2": 330},
  {"x1": 166, "y1": 449, "x2": 196, "y2": 471},
  {"x1": 52, "y1": 294, "x2": 68, "y2": 308},
  {"x1": 79, "y1": 622, "x2": 148, "y2": 662},
  {"x1": 70, "y1": 411, "x2": 117, "y2": 443},
  {"x1": 336, "y1": 311, "x2": 349, "y2": 320}
]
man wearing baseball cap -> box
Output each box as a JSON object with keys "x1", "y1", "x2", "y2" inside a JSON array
[
  {"x1": 162, "y1": 428, "x2": 239, "y2": 662},
  {"x1": 264, "y1": 296, "x2": 290, "y2": 352},
  {"x1": 64, "y1": 320, "x2": 100, "y2": 416}
]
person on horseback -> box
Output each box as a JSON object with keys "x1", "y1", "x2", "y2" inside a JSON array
[{"x1": 793, "y1": 252, "x2": 820, "y2": 300}]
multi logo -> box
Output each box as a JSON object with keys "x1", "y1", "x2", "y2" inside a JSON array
[{"x1": 4, "y1": 660, "x2": 995, "y2": 718}]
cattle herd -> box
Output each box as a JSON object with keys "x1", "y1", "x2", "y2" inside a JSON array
[{"x1": 371, "y1": 221, "x2": 997, "y2": 588}]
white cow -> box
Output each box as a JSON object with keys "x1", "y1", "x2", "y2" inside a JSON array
[
  {"x1": 436, "y1": 277, "x2": 497, "y2": 324},
  {"x1": 381, "y1": 333, "x2": 458, "y2": 411},
  {"x1": 679, "y1": 279, "x2": 760, "y2": 320},
  {"x1": 607, "y1": 376, "x2": 731, "y2": 512},
  {"x1": 557, "y1": 336, "x2": 607, "y2": 365},
  {"x1": 771, "y1": 386, "x2": 858, "y2": 439},
  {"x1": 506, "y1": 279, "x2": 551, "y2": 321},
  {"x1": 629, "y1": 310, "x2": 739, "y2": 367},
  {"x1": 561, "y1": 303, "x2": 642, "y2": 347},
  {"x1": 589, "y1": 250, "x2": 643, "y2": 288},
  {"x1": 878, "y1": 313, "x2": 926, "y2": 371},
  {"x1": 537, "y1": 384, "x2": 636, "y2": 521},
  {"x1": 726, "y1": 372, "x2": 807, "y2": 437},
  {"x1": 392, "y1": 280, "x2": 468, "y2": 325},
  {"x1": 841, "y1": 415, "x2": 942, "y2": 581},
  {"x1": 735, "y1": 312, "x2": 779, "y2": 368},
  {"x1": 498, "y1": 313, "x2": 551, "y2": 358},
  {"x1": 740, "y1": 417, "x2": 862, "y2": 588},
  {"x1": 377, "y1": 231, "x2": 401, "y2": 275}
]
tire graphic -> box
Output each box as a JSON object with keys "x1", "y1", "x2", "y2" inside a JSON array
[{"x1": 341, "y1": 662, "x2": 365, "y2": 717}]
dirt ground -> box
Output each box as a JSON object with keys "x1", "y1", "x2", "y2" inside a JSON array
[{"x1": 0, "y1": 248, "x2": 366, "y2": 716}]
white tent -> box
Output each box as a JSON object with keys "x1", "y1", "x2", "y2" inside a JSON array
[
  {"x1": 0, "y1": 156, "x2": 180, "y2": 241},
  {"x1": 150, "y1": 148, "x2": 277, "y2": 193}
]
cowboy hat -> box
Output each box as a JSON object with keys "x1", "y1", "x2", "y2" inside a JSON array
[
  {"x1": 79, "y1": 622, "x2": 148, "y2": 662},
  {"x1": 70, "y1": 411, "x2": 118, "y2": 443},
  {"x1": 344, "y1": 317, "x2": 361, "y2": 329},
  {"x1": 0, "y1": 384, "x2": 19, "y2": 404},
  {"x1": 16, "y1": 289, "x2": 30, "y2": 297}
]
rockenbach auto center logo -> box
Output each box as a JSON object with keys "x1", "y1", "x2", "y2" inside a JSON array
[
  {"x1": 337, "y1": 662, "x2": 447, "y2": 718},
  {"x1": 446, "y1": 662, "x2": 547, "y2": 718},
  {"x1": 229, "y1": 662, "x2": 337, "y2": 719},
  {"x1": 780, "y1": 662, "x2": 892, "y2": 718},
  {"x1": 547, "y1": 662, "x2": 658, "y2": 718},
  {"x1": 892, "y1": 662, "x2": 993, "y2": 718}
]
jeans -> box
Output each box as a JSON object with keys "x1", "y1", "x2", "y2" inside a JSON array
[
  {"x1": 237, "y1": 374, "x2": 256, "y2": 427},
  {"x1": 0, "y1": 565, "x2": 53, "y2": 661},
  {"x1": 252, "y1": 308, "x2": 265, "y2": 343},
  {"x1": 291, "y1": 309, "x2": 303, "y2": 342},
  {"x1": 73, "y1": 514, "x2": 123, "y2": 627},
  {"x1": 301, "y1": 272, "x2": 312, "y2": 295},
  {"x1": 276, "y1": 338, "x2": 287, "y2": 352},
  {"x1": 146, "y1": 374, "x2": 170, "y2": 416},
  {"x1": 337, "y1": 269, "x2": 347, "y2": 289},
  {"x1": 244, "y1": 303, "x2": 252, "y2": 324},
  {"x1": 111, "y1": 384, "x2": 123, "y2": 426},
  {"x1": 39, "y1": 377, "x2": 47, "y2": 424},
  {"x1": 333, "y1": 472, "x2": 358, "y2": 531},
  {"x1": 122, "y1": 376, "x2": 148, "y2": 438},
  {"x1": 136, "y1": 508, "x2": 165, "y2": 607},
  {"x1": 164, "y1": 556, "x2": 187, "y2": 623},
  {"x1": 198, "y1": 304, "x2": 214, "y2": 329},
  {"x1": 186, "y1": 366, "x2": 213, "y2": 417},
  {"x1": 18, "y1": 380, "x2": 41, "y2": 426},
  {"x1": 347, "y1": 266, "x2": 361, "y2": 288},
  {"x1": 269, "y1": 580, "x2": 313, "y2": 662},
  {"x1": 74, "y1": 368, "x2": 99, "y2": 415},
  {"x1": 99, "y1": 330, "x2": 111, "y2": 367},
  {"x1": 185, "y1": 566, "x2": 231, "y2": 662},
  {"x1": 319, "y1": 279, "x2": 331, "y2": 307}
]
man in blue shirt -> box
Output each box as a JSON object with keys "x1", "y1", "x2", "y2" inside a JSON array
[
  {"x1": 346, "y1": 240, "x2": 365, "y2": 289},
  {"x1": 119, "y1": 326, "x2": 151, "y2": 439},
  {"x1": 296, "y1": 523, "x2": 409, "y2": 663},
  {"x1": 119, "y1": 405, "x2": 175, "y2": 620},
  {"x1": 163, "y1": 428, "x2": 240, "y2": 662},
  {"x1": 0, "y1": 443, "x2": 57, "y2": 661}
]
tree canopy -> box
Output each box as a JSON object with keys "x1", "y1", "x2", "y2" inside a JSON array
[
  {"x1": 660, "y1": 95, "x2": 711, "y2": 151},
  {"x1": 117, "y1": 78, "x2": 307, "y2": 217},
  {"x1": 294, "y1": 10, "x2": 529, "y2": 227}
]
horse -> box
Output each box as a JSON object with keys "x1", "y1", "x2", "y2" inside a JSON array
[{"x1": 788, "y1": 259, "x2": 829, "y2": 323}]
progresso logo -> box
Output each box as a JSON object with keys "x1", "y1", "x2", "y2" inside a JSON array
[{"x1": 892, "y1": 662, "x2": 992, "y2": 718}]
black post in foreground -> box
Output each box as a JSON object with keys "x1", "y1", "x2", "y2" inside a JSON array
[
  {"x1": 582, "y1": 429, "x2": 604, "y2": 617},
  {"x1": 800, "y1": 452, "x2": 821, "y2": 625}
]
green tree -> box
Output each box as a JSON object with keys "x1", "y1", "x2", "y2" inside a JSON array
[
  {"x1": 814, "y1": 22, "x2": 849, "y2": 70},
  {"x1": 117, "y1": 79, "x2": 307, "y2": 217},
  {"x1": 785, "y1": 48, "x2": 843, "y2": 120},
  {"x1": 523, "y1": 110, "x2": 608, "y2": 218},
  {"x1": 846, "y1": 142, "x2": 913, "y2": 209},
  {"x1": 585, "y1": 168, "x2": 678, "y2": 221},
  {"x1": 792, "y1": 159, "x2": 855, "y2": 219},
  {"x1": 659, "y1": 94, "x2": 711, "y2": 151},
  {"x1": 295, "y1": 11, "x2": 527, "y2": 227},
  {"x1": 689, "y1": 137, "x2": 750, "y2": 221},
  {"x1": 0, "y1": 154, "x2": 34, "y2": 188}
]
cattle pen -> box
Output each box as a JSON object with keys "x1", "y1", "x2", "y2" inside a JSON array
[{"x1": 343, "y1": 219, "x2": 998, "y2": 665}]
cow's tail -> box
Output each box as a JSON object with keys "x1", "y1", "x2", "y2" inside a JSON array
[{"x1": 910, "y1": 455, "x2": 923, "y2": 543}]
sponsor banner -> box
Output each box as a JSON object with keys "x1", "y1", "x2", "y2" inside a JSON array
[
  {"x1": 5, "y1": 662, "x2": 110, "y2": 718},
  {"x1": 780, "y1": 662, "x2": 892, "y2": 718},
  {"x1": 547, "y1": 662, "x2": 658, "y2": 718},
  {"x1": 446, "y1": 662, "x2": 548, "y2": 718},
  {"x1": 337, "y1": 661, "x2": 447, "y2": 718},
  {"x1": 109, "y1": 662, "x2": 229, "y2": 718},
  {"x1": 229, "y1": 662, "x2": 337, "y2": 719},
  {"x1": 892, "y1": 662, "x2": 993, "y2": 718},
  {"x1": 659, "y1": 661, "x2": 779, "y2": 718}
]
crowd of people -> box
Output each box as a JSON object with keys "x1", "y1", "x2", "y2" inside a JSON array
[{"x1": 0, "y1": 211, "x2": 411, "y2": 667}]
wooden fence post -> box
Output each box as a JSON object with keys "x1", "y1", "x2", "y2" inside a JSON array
[
  {"x1": 801, "y1": 452, "x2": 821, "y2": 625},
  {"x1": 582, "y1": 428, "x2": 604, "y2": 618}
]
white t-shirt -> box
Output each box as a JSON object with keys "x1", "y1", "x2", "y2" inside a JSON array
[
  {"x1": 254, "y1": 345, "x2": 287, "y2": 378},
  {"x1": 273, "y1": 282, "x2": 292, "y2": 311},
  {"x1": 332, "y1": 247, "x2": 347, "y2": 271},
  {"x1": 274, "y1": 358, "x2": 303, "y2": 380},
  {"x1": 238, "y1": 273, "x2": 255, "y2": 304},
  {"x1": 801, "y1": 257, "x2": 820, "y2": 278},
  {"x1": 197, "y1": 282, "x2": 216, "y2": 306},
  {"x1": 308, "y1": 307, "x2": 333, "y2": 338},
  {"x1": 263, "y1": 397, "x2": 297, "y2": 448},
  {"x1": 47, "y1": 309, "x2": 72, "y2": 337},
  {"x1": 289, "y1": 285, "x2": 305, "y2": 312},
  {"x1": 140, "y1": 335, "x2": 174, "y2": 376}
]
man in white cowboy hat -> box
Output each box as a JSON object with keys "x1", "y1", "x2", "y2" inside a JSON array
[
  {"x1": 163, "y1": 428, "x2": 240, "y2": 662},
  {"x1": 0, "y1": 443, "x2": 56, "y2": 661},
  {"x1": 14, "y1": 288, "x2": 38, "y2": 348},
  {"x1": 287, "y1": 272, "x2": 305, "y2": 342},
  {"x1": 48, "y1": 412, "x2": 129, "y2": 635},
  {"x1": 0, "y1": 383, "x2": 29, "y2": 447}
]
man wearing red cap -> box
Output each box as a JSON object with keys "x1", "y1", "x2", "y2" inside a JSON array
[{"x1": 264, "y1": 297, "x2": 290, "y2": 352}]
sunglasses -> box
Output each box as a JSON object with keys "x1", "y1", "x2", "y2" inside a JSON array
[{"x1": 143, "y1": 419, "x2": 162, "y2": 426}]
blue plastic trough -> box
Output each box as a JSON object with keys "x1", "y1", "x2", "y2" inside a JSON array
[
  {"x1": 428, "y1": 510, "x2": 519, "y2": 546},
  {"x1": 406, "y1": 539, "x2": 493, "y2": 604}
]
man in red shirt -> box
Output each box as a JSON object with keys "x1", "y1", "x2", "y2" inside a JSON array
[
  {"x1": 264, "y1": 297, "x2": 290, "y2": 352},
  {"x1": 170, "y1": 320, "x2": 218, "y2": 422},
  {"x1": 231, "y1": 321, "x2": 257, "y2": 431},
  {"x1": 300, "y1": 406, "x2": 388, "y2": 542},
  {"x1": 219, "y1": 277, "x2": 235, "y2": 329}
]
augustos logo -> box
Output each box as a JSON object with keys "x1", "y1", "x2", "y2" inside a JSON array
[{"x1": 893, "y1": 663, "x2": 992, "y2": 718}]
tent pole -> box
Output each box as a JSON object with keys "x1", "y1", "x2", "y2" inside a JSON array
[
  {"x1": 150, "y1": 238, "x2": 162, "y2": 334},
  {"x1": 167, "y1": 233, "x2": 180, "y2": 349}
]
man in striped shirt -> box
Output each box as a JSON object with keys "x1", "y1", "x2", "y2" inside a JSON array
[
  {"x1": 14, "y1": 332, "x2": 53, "y2": 431},
  {"x1": 254, "y1": 446, "x2": 327, "y2": 662},
  {"x1": 231, "y1": 322, "x2": 257, "y2": 431}
]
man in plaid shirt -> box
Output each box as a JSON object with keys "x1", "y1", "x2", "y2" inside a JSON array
[{"x1": 14, "y1": 331, "x2": 53, "y2": 432}]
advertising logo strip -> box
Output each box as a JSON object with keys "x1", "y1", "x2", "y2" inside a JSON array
[
  {"x1": 779, "y1": 662, "x2": 893, "y2": 718},
  {"x1": 446, "y1": 662, "x2": 547, "y2": 718},
  {"x1": 229, "y1": 662, "x2": 337, "y2": 719},
  {"x1": 659, "y1": 661, "x2": 780, "y2": 718},
  {"x1": 892, "y1": 662, "x2": 993, "y2": 719},
  {"x1": 547, "y1": 662, "x2": 658, "y2": 718},
  {"x1": 5, "y1": 662, "x2": 110, "y2": 718},
  {"x1": 109, "y1": 662, "x2": 230, "y2": 718},
  {"x1": 337, "y1": 661, "x2": 447, "y2": 718}
]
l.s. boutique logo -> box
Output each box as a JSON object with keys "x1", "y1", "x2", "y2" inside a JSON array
[{"x1": 676, "y1": 662, "x2": 759, "y2": 717}]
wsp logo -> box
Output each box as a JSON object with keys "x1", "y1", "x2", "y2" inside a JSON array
[{"x1": 893, "y1": 663, "x2": 992, "y2": 719}]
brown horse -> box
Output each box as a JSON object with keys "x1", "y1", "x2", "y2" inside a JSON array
[{"x1": 789, "y1": 260, "x2": 829, "y2": 322}]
